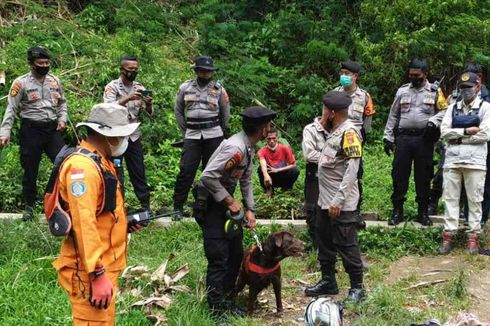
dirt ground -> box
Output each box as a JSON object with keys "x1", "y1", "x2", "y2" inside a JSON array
[{"x1": 239, "y1": 254, "x2": 490, "y2": 325}]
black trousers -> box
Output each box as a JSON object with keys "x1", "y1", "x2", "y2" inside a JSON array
[
  {"x1": 315, "y1": 208, "x2": 363, "y2": 285},
  {"x1": 173, "y1": 136, "x2": 223, "y2": 209},
  {"x1": 391, "y1": 134, "x2": 434, "y2": 207},
  {"x1": 19, "y1": 119, "x2": 64, "y2": 206},
  {"x1": 257, "y1": 166, "x2": 300, "y2": 190},
  {"x1": 117, "y1": 138, "x2": 150, "y2": 208},
  {"x1": 304, "y1": 163, "x2": 319, "y2": 248},
  {"x1": 200, "y1": 200, "x2": 243, "y2": 307}
]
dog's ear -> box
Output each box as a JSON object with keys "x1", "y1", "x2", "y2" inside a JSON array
[{"x1": 274, "y1": 232, "x2": 284, "y2": 248}]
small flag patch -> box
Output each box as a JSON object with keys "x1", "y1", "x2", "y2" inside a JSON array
[{"x1": 70, "y1": 169, "x2": 85, "y2": 180}]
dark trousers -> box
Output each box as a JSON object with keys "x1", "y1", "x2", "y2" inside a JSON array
[
  {"x1": 482, "y1": 142, "x2": 490, "y2": 223},
  {"x1": 257, "y1": 166, "x2": 300, "y2": 190},
  {"x1": 173, "y1": 136, "x2": 223, "y2": 209},
  {"x1": 391, "y1": 134, "x2": 434, "y2": 207},
  {"x1": 117, "y1": 138, "x2": 150, "y2": 208},
  {"x1": 19, "y1": 119, "x2": 64, "y2": 206},
  {"x1": 357, "y1": 159, "x2": 364, "y2": 212},
  {"x1": 304, "y1": 163, "x2": 319, "y2": 248},
  {"x1": 315, "y1": 208, "x2": 363, "y2": 285},
  {"x1": 200, "y1": 200, "x2": 243, "y2": 307}
]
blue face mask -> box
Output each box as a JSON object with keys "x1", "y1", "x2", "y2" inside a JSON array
[{"x1": 340, "y1": 74, "x2": 353, "y2": 87}]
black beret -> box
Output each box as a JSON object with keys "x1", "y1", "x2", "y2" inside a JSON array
[
  {"x1": 27, "y1": 46, "x2": 50, "y2": 61},
  {"x1": 193, "y1": 55, "x2": 217, "y2": 71},
  {"x1": 240, "y1": 106, "x2": 277, "y2": 123},
  {"x1": 341, "y1": 60, "x2": 361, "y2": 73},
  {"x1": 459, "y1": 72, "x2": 479, "y2": 87},
  {"x1": 322, "y1": 91, "x2": 352, "y2": 111}
]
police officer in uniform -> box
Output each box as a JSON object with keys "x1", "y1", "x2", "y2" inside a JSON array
[
  {"x1": 302, "y1": 103, "x2": 330, "y2": 249},
  {"x1": 334, "y1": 60, "x2": 375, "y2": 225},
  {"x1": 104, "y1": 55, "x2": 153, "y2": 210},
  {"x1": 0, "y1": 46, "x2": 67, "y2": 221},
  {"x1": 305, "y1": 92, "x2": 365, "y2": 303},
  {"x1": 383, "y1": 58, "x2": 448, "y2": 226},
  {"x1": 173, "y1": 55, "x2": 230, "y2": 218},
  {"x1": 196, "y1": 106, "x2": 276, "y2": 316}
]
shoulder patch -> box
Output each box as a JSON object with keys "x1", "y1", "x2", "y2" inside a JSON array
[
  {"x1": 10, "y1": 81, "x2": 22, "y2": 97},
  {"x1": 70, "y1": 168, "x2": 85, "y2": 180},
  {"x1": 342, "y1": 130, "x2": 362, "y2": 158},
  {"x1": 71, "y1": 181, "x2": 86, "y2": 198},
  {"x1": 224, "y1": 151, "x2": 243, "y2": 170}
]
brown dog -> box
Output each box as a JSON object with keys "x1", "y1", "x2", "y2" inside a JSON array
[{"x1": 233, "y1": 231, "x2": 304, "y2": 314}]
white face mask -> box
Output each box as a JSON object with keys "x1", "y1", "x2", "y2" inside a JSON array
[{"x1": 107, "y1": 136, "x2": 129, "y2": 157}]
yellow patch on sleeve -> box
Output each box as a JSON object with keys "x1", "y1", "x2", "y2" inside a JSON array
[
  {"x1": 436, "y1": 88, "x2": 448, "y2": 110},
  {"x1": 342, "y1": 130, "x2": 362, "y2": 158},
  {"x1": 10, "y1": 81, "x2": 22, "y2": 97}
]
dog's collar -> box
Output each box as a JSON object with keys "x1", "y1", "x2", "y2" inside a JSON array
[{"x1": 245, "y1": 246, "x2": 280, "y2": 274}]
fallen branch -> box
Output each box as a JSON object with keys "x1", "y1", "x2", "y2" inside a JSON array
[{"x1": 404, "y1": 279, "x2": 448, "y2": 290}]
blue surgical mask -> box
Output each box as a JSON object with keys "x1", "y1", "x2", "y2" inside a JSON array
[
  {"x1": 461, "y1": 87, "x2": 476, "y2": 101},
  {"x1": 340, "y1": 75, "x2": 353, "y2": 87}
]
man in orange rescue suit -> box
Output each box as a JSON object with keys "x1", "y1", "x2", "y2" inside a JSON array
[{"x1": 53, "y1": 103, "x2": 141, "y2": 325}]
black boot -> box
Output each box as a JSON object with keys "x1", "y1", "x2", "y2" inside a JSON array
[
  {"x1": 417, "y1": 204, "x2": 433, "y2": 226},
  {"x1": 173, "y1": 205, "x2": 186, "y2": 221},
  {"x1": 388, "y1": 204, "x2": 403, "y2": 225},
  {"x1": 22, "y1": 205, "x2": 35, "y2": 222},
  {"x1": 345, "y1": 272, "x2": 365, "y2": 304},
  {"x1": 305, "y1": 270, "x2": 338, "y2": 297}
]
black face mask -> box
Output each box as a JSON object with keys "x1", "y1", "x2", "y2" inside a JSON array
[
  {"x1": 410, "y1": 77, "x2": 424, "y2": 88},
  {"x1": 33, "y1": 65, "x2": 49, "y2": 76},
  {"x1": 326, "y1": 115, "x2": 335, "y2": 130},
  {"x1": 197, "y1": 76, "x2": 212, "y2": 85},
  {"x1": 122, "y1": 69, "x2": 138, "y2": 81}
]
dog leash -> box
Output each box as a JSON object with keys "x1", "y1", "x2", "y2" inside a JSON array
[{"x1": 251, "y1": 228, "x2": 263, "y2": 253}]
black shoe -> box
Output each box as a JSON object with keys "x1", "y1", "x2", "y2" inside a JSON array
[
  {"x1": 345, "y1": 288, "x2": 366, "y2": 304},
  {"x1": 22, "y1": 205, "x2": 34, "y2": 222},
  {"x1": 305, "y1": 278, "x2": 339, "y2": 297},
  {"x1": 357, "y1": 220, "x2": 367, "y2": 230},
  {"x1": 417, "y1": 206, "x2": 433, "y2": 226},
  {"x1": 388, "y1": 206, "x2": 403, "y2": 226},
  {"x1": 172, "y1": 207, "x2": 185, "y2": 221},
  {"x1": 211, "y1": 301, "x2": 246, "y2": 318}
]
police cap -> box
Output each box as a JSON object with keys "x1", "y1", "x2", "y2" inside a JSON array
[
  {"x1": 193, "y1": 55, "x2": 217, "y2": 71},
  {"x1": 459, "y1": 72, "x2": 479, "y2": 88},
  {"x1": 27, "y1": 46, "x2": 50, "y2": 62},
  {"x1": 239, "y1": 106, "x2": 277, "y2": 124},
  {"x1": 322, "y1": 91, "x2": 352, "y2": 111},
  {"x1": 341, "y1": 60, "x2": 361, "y2": 74}
]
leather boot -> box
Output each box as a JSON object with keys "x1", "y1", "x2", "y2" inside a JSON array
[
  {"x1": 22, "y1": 205, "x2": 34, "y2": 222},
  {"x1": 388, "y1": 204, "x2": 403, "y2": 225},
  {"x1": 439, "y1": 231, "x2": 455, "y2": 255},
  {"x1": 428, "y1": 200, "x2": 438, "y2": 216},
  {"x1": 345, "y1": 272, "x2": 365, "y2": 304},
  {"x1": 417, "y1": 204, "x2": 433, "y2": 226},
  {"x1": 466, "y1": 233, "x2": 479, "y2": 255},
  {"x1": 305, "y1": 270, "x2": 338, "y2": 297}
]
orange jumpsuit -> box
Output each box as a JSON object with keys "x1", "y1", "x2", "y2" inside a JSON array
[{"x1": 52, "y1": 140, "x2": 127, "y2": 325}]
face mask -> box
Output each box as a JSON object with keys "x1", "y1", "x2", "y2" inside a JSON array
[
  {"x1": 410, "y1": 77, "x2": 424, "y2": 88},
  {"x1": 108, "y1": 137, "x2": 129, "y2": 157},
  {"x1": 197, "y1": 76, "x2": 212, "y2": 85},
  {"x1": 461, "y1": 87, "x2": 476, "y2": 101},
  {"x1": 340, "y1": 74, "x2": 353, "y2": 87},
  {"x1": 326, "y1": 114, "x2": 335, "y2": 130},
  {"x1": 122, "y1": 69, "x2": 138, "y2": 81},
  {"x1": 33, "y1": 65, "x2": 49, "y2": 76}
]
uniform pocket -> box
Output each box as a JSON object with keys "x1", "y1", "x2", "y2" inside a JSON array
[
  {"x1": 207, "y1": 96, "x2": 219, "y2": 109},
  {"x1": 400, "y1": 96, "x2": 411, "y2": 113},
  {"x1": 332, "y1": 223, "x2": 358, "y2": 246}
]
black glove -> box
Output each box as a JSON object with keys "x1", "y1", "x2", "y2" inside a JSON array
[
  {"x1": 384, "y1": 139, "x2": 395, "y2": 156},
  {"x1": 423, "y1": 121, "x2": 440, "y2": 142}
]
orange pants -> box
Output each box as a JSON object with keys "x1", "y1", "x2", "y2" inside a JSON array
[{"x1": 58, "y1": 267, "x2": 120, "y2": 326}]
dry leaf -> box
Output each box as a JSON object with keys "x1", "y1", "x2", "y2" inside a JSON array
[
  {"x1": 167, "y1": 285, "x2": 191, "y2": 293},
  {"x1": 151, "y1": 254, "x2": 175, "y2": 282},
  {"x1": 164, "y1": 274, "x2": 172, "y2": 288},
  {"x1": 132, "y1": 295, "x2": 173, "y2": 309},
  {"x1": 122, "y1": 265, "x2": 149, "y2": 279},
  {"x1": 171, "y1": 264, "x2": 190, "y2": 283},
  {"x1": 147, "y1": 313, "x2": 167, "y2": 326}
]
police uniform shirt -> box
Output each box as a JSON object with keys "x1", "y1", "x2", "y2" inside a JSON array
[
  {"x1": 174, "y1": 79, "x2": 230, "y2": 140},
  {"x1": 317, "y1": 119, "x2": 362, "y2": 211},
  {"x1": 103, "y1": 78, "x2": 151, "y2": 142},
  {"x1": 334, "y1": 86, "x2": 375, "y2": 131},
  {"x1": 302, "y1": 117, "x2": 329, "y2": 164},
  {"x1": 384, "y1": 81, "x2": 448, "y2": 142},
  {"x1": 200, "y1": 131, "x2": 254, "y2": 211},
  {"x1": 0, "y1": 72, "x2": 67, "y2": 137}
]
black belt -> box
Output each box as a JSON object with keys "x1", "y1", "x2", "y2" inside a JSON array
[
  {"x1": 186, "y1": 117, "x2": 221, "y2": 130},
  {"x1": 187, "y1": 117, "x2": 219, "y2": 122},
  {"x1": 396, "y1": 128, "x2": 424, "y2": 136},
  {"x1": 21, "y1": 118, "x2": 57, "y2": 129}
]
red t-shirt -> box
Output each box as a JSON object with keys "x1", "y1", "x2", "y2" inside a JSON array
[{"x1": 258, "y1": 144, "x2": 296, "y2": 168}]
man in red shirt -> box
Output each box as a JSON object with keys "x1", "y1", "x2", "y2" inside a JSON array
[{"x1": 258, "y1": 127, "x2": 299, "y2": 197}]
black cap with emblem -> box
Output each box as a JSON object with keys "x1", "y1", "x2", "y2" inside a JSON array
[
  {"x1": 193, "y1": 55, "x2": 217, "y2": 71},
  {"x1": 341, "y1": 60, "x2": 361, "y2": 74},
  {"x1": 240, "y1": 106, "x2": 277, "y2": 124},
  {"x1": 458, "y1": 72, "x2": 479, "y2": 88},
  {"x1": 322, "y1": 91, "x2": 352, "y2": 111},
  {"x1": 27, "y1": 46, "x2": 50, "y2": 62}
]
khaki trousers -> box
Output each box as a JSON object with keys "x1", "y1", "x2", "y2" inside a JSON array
[{"x1": 443, "y1": 167, "x2": 485, "y2": 233}]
